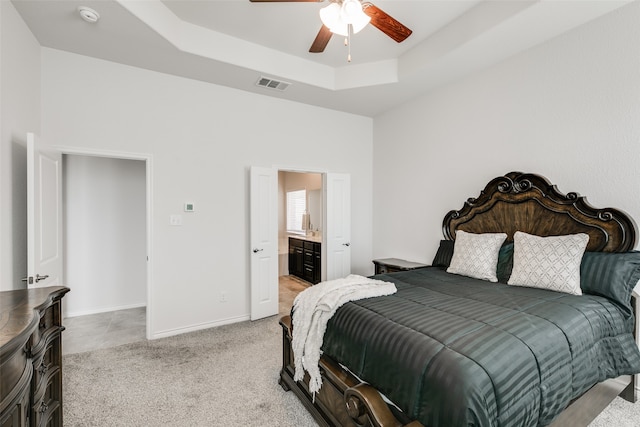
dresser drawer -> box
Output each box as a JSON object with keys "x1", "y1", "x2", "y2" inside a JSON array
[
  {"x1": 376, "y1": 264, "x2": 390, "y2": 274},
  {"x1": 303, "y1": 249, "x2": 315, "y2": 263},
  {"x1": 0, "y1": 287, "x2": 68, "y2": 427},
  {"x1": 30, "y1": 301, "x2": 62, "y2": 356},
  {"x1": 289, "y1": 237, "x2": 303, "y2": 248},
  {"x1": 31, "y1": 372, "x2": 61, "y2": 427},
  {"x1": 32, "y1": 335, "x2": 61, "y2": 396},
  {"x1": 0, "y1": 345, "x2": 31, "y2": 427},
  {"x1": 0, "y1": 384, "x2": 29, "y2": 427}
]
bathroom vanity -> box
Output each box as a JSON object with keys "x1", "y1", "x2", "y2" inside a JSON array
[{"x1": 288, "y1": 236, "x2": 321, "y2": 284}]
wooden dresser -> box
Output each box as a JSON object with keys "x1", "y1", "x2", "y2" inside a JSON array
[{"x1": 0, "y1": 286, "x2": 69, "y2": 427}]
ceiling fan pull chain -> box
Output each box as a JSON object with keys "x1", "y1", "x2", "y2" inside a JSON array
[{"x1": 347, "y1": 24, "x2": 352, "y2": 62}]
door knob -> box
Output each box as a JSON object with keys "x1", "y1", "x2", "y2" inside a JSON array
[
  {"x1": 35, "y1": 274, "x2": 49, "y2": 282},
  {"x1": 252, "y1": 248, "x2": 263, "y2": 253},
  {"x1": 343, "y1": 243, "x2": 351, "y2": 247}
]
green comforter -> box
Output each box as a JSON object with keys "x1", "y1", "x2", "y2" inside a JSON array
[{"x1": 320, "y1": 267, "x2": 640, "y2": 426}]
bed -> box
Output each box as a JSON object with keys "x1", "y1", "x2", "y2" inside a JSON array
[{"x1": 278, "y1": 171, "x2": 640, "y2": 427}]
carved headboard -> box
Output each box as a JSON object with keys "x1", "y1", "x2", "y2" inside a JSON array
[{"x1": 442, "y1": 172, "x2": 637, "y2": 252}]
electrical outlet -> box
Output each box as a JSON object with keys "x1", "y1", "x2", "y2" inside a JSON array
[
  {"x1": 169, "y1": 215, "x2": 182, "y2": 226},
  {"x1": 220, "y1": 292, "x2": 227, "y2": 302}
]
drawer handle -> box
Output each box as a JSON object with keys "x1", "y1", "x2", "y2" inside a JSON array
[{"x1": 38, "y1": 363, "x2": 48, "y2": 375}]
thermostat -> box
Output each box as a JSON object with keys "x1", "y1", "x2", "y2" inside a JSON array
[{"x1": 184, "y1": 203, "x2": 195, "y2": 212}]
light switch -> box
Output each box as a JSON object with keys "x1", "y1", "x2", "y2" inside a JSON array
[
  {"x1": 184, "y1": 203, "x2": 195, "y2": 212},
  {"x1": 169, "y1": 215, "x2": 182, "y2": 226}
]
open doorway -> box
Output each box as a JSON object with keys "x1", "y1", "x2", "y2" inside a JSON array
[
  {"x1": 250, "y1": 167, "x2": 350, "y2": 320},
  {"x1": 277, "y1": 170, "x2": 322, "y2": 315},
  {"x1": 61, "y1": 153, "x2": 149, "y2": 354}
]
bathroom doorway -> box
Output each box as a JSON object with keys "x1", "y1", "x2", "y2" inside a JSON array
[
  {"x1": 277, "y1": 171, "x2": 322, "y2": 313},
  {"x1": 250, "y1": 166, "x2": 351, "y2": 320}
]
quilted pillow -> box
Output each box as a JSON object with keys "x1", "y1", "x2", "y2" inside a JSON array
[
  {"x1": 447, "y1": 230, "x2": 507, "y2": 282},
  {"x1": 508, "y1": 231, "x2": 589, "y2": 295},
  {"x1": 580, "y1": 251, "x2": 640, "y2": 318}
]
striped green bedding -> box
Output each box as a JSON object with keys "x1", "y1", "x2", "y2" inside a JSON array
[{"x1": 320, "y1": 267, "x2": 640, "y2": 427}]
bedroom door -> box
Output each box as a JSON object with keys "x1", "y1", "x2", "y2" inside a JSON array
[
  {"x1": 325, "y1": 173, "x2": 351, "y2": 280},
  {"x1": 25, "y1": 133, "x2": 63, "y2": 288},
  {"x1": 249, "y1": 166, "x2": 279, "y2": 320}
]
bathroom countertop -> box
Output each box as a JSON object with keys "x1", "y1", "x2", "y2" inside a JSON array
[
  {"x1": 279, "y1": 233, "x2": 322, "y2": 254},
  {"x1": 286, "y1": 233, "x2": 322, "y2": 243}
]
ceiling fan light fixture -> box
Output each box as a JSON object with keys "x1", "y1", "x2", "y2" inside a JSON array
[
  {"x1": 319, "y1": 3, "x2": 348, "y2": 36},
  {"x1": 349, "y1": 11, "x2": 370, "y2": 34},
  {"x1": 340, "y1": 0, "x2": 370, "y2": 33},
  {"x1": 320, "y1": 1, "x2": 369, "y2": 36}
]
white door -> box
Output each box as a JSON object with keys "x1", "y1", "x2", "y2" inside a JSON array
[
  {"x1": 26, "y1": 133, "x2": 63, "y2": 288},
  {"x1": 325, "y1": 173, "x2": 351, "y2": 280},
  {"x1": 249, "y1": 166, "x2": 278, "y2": 320}
]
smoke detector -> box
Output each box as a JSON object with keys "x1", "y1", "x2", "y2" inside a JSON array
[{"x1": 78, "y1": 6, "x2": 100, "y2": 23}]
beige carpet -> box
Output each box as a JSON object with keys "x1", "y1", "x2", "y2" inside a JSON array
[
  {"x1": 63, "y1": 276, "x2": 640, "y2": 426},
  {"x1": 63, "y1": 315, "x2": 317, "y2": 426}
]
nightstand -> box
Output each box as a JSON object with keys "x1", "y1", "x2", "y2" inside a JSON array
[{"x1": 373, "y1": 258, "x2": 428, "y2": 274}]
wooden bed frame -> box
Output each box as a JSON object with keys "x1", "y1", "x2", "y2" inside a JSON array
[{"x1": 279, "y1": 171, "x2": 639, "y2": 427}]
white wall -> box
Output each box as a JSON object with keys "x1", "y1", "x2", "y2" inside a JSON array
[
  {"x1": 41, "y1": 48, "x2": 373, "y2": 338},
  {"x1": 373, "y1": 2, "x2": 640, "y2": 264},
  {"x1": 0, "y1": 2, "x2": 41, "y2": 290},
  {"x1": 64, "y1": 155, "x2": 147, "y2": 317}
]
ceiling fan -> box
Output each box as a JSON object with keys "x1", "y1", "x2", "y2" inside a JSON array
[{"x1": 249, "y1": 0, "x2": 412, "y2": 56}]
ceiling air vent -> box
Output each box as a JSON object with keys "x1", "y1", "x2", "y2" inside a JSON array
[{"x1": 256, "y1": 77, "x2": 291, "y2": 92}]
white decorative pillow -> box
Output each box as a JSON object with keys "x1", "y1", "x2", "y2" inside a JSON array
[
  {"x1": 447, "y1": 230, "x2": 507, "y2": 282},
  {"x1": 507, "y1": 231, "x2": 589, "y2": 295}
]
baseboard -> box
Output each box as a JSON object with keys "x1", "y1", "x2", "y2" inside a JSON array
[
  {"x1": 65, "y1": 302, "x2": 146, "y2": 318},
  {"x1": 151, "y1": 314, "x2": 251, "y2": 340}
]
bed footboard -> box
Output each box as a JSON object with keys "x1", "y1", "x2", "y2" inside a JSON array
[{"x1": 279, "y1": 315, "x2": 423, "y2": 427}]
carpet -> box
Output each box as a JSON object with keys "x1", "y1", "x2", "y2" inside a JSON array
[
  {"x1": 63, "y1": 314, "x2": 640, "y2": 426},
  {"x1": 63, "y1": 316, "x2": 316, "y2": 426}
]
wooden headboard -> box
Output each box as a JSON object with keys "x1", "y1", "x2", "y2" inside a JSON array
[{"x1": 443, "y1": 171, "x2": 637, "y2": 252}]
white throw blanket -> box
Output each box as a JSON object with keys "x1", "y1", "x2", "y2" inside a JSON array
[{"x1": 291, "y1": 274, "x2": 397, "y2": 395}]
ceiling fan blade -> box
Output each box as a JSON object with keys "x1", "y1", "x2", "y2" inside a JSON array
[
  {"x1": 309, "y1": 25, "x2": 332, "y2": 53},
  {"x1": 362, "y1": 2, "x2": 412, "y2": 43}
]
